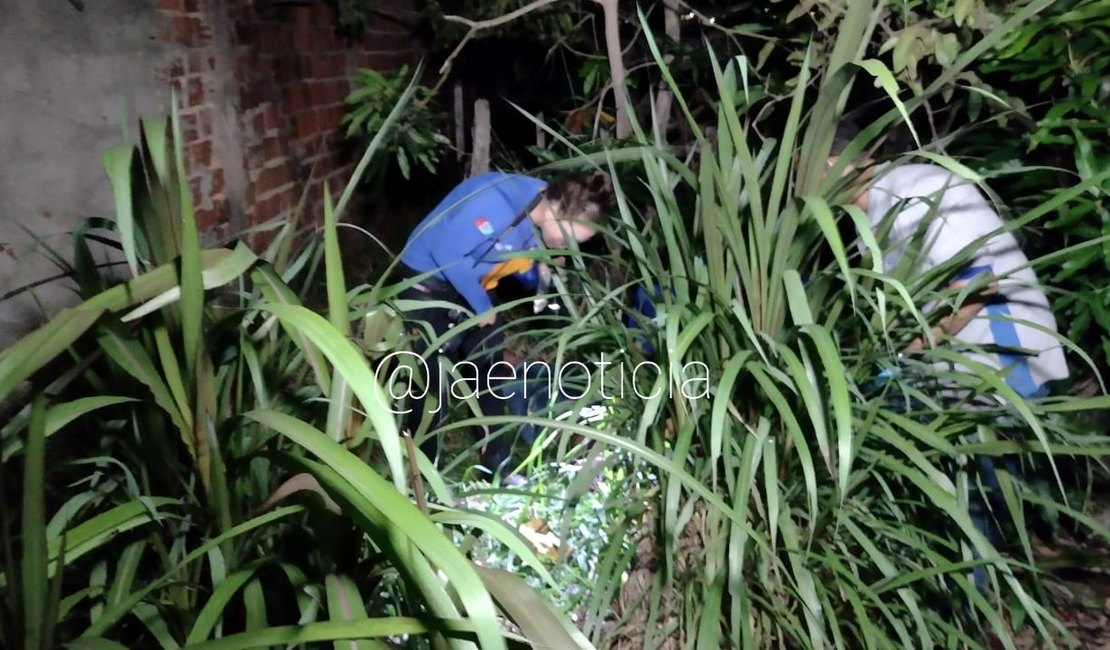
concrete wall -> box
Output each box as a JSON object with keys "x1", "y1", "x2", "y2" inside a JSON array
[
  {"x1": 0, "y1": 0, "x2": 423, "y2": 348},
  {"x1": 0, "y1": 0, "x2": 176, "y2": 347}
]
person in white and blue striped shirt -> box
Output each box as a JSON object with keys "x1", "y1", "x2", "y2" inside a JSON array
[{"x1": 826, "y1": 119, "x2": 1070, "y2": 594}]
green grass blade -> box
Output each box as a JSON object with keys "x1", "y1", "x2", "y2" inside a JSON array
[
  {"x1": 187, "y1": 561, "x2": 269, "y2": 643},
  {"x1": 170, "y1": 94, "x2": 204, "y2": 380},
  {"x1": 2, "y1": 396, "x2": 138, "y2": 462},
  {"x1": 254, "y1": 304, "x2": 402, "y2": 491},
  {"x1": 429, "y1": 510, "x2": 558, "y2": 588},
  {"x1": 325, "y1": 574, "x2": 375, "y2": 650},
  {"x1": 64, "y1": 639, "x2": 131, "y2": 650},
  {"x1": 0, "y1": 308, "x2": 104, "y2": 404},
  {"x1": 183, "y1": 618, "x2": 477, "y2": 650},
  {"x1": 101, "y1": 146, "x2": 138, "y2": 277},
  {"x1": 22, "y1": 396, "x2": 49, "y2": 650},
  {"x1": 48, "y1": 498, "x2": 177, "y2": 577},
  {"x1": 471, "y1": 564, "x2": 595, "y2": 649},
  {"x1": 251, "y1": 266, "x2": 331, "y2": 395},
  {"x1": 80, "y1": 506, "x2": 305, "y2": 638},
  {"x1": 245, "y1": 410, "x2": 504, "y2": 649},
  {"x1": 120, "y1": 244, "x2": 258, "y2": 323},
  {"x1": 97, "y1": 326, "x2": 194, "y2": 459},
  {"x1": 105, "y1": 540, "x2": 146, "y2": 618}
]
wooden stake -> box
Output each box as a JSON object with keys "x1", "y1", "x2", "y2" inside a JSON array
[{"x1": 470, "y1": 98, "x2": 491, "y2": 177}]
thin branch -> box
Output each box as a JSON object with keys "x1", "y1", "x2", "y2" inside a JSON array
[
  {"x1": 595, "y1": 0, "x2": 632, "y2": 139},
  {"x1": 438, "y1": 0, "x2": 565, "y2": 75}
]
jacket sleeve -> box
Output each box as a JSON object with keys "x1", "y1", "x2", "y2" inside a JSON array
[
  {"x1": 432, "y1": 250, "x2": 494, "y2": 315},
  {"x1": 892, "y1": 176, "x2": 1006, "y2": 279}
]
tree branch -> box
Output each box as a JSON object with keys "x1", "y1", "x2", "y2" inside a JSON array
[
  {"x1": 653, "y1": 0, "x2": 681, "y2": 141},
  {"x1": 438, "y1": 0, "x2": 565, "y2": 75},
  {"x1": 595, "y1": 0, "x2": 632, "y2": 139}
]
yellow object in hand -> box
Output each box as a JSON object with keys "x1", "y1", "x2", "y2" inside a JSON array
[{"x1": 480, "y1": 257, "x2": 534, "y2": 290}]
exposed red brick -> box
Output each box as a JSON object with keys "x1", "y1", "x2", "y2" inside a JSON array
[
  {"x1": 259, "y1": 28, "x2": 286, "y2": 53},
  {"x1": 151, "y1": 0, "x2": 423, "y2": 234},
  {"x1": 211, "y1": 168, "x2": 225, "y2": 196},
  {"x1": 295, "y1": 112, "x2": 316, "y2": 140},
  {"x1": 288, "y1": 84, "x2": 307, "y2": 112},
  {"x1": 181, "y1": 112, "x2": 199, "y2": 142},
  {"x1": 197, "y1": 109, "x2": 212, "y2": 138},
  {"x1": 189, "y1": 176, "x2": 202, "y2": 203},
  {"x1": 186, "y1": 140, "x2": 212, "y2": 169},
  {"x1": 257, "y1": 165, "x2": 292, "y2": 196},
  {"x1": 186, "y1": 76, "x2": 205, "y2": 106},
  {"x1": 196, "y1": 208, "x2": 217, "y2": 232},
  {"x1": 310, "y1": 3, "x2": 331, "y2": 24},
  {"x1": 263, "y1": 136, "x2": 283, "y2": 161},
  {"x1": 262, "y1": 104, "x2": 280, "y2": 133},
  {"x1": 165, "y1": 58, "x2": 186, "y2": 80},
  {"x1": 294, "y1": 28, "x2": 315, "y2": 52},
  {"x1": 187, "y1": 51, "x2": 205, "y2": 74},
  {"x1": 250, "y1": 111, "x2": 265, "y2": 137}
]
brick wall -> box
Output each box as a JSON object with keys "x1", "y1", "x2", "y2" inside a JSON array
[{"x1": 155, "y1": 0, "x2": 423, "y2": 240}]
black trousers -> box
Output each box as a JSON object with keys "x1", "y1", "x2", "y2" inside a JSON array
[{"x1": 395, "y1": 268, "x2": 512, "y2": 476}]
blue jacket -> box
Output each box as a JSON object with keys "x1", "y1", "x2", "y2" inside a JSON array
[
  {"x1": 401, "y1": 172, "x2": 547, "y2": 314},
  {"x1": 625, "y1": 284, "x2": 663, "y2": 356}
]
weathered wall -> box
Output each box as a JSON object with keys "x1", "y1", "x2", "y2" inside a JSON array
[
  {"x1": 0, "y1": 0, "x2": 424, "y2": 348},
  {"x1": 0, "y1": 0, "x2": 176, "y2": 347},
  {"x1": 158, "y1": 0, "x2": 423, "y2": 238}
]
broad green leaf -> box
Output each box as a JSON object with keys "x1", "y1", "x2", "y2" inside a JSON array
[
  {"x1": 253, "y1": 304, "x2": 404, "y2": 491},
  {"x1": 120, "y1": 244, "x2": 258, "y2": 322},
  {"x1": 2, "y1": 396, "x2": 139, "y2": 462},
  {"x1": 182, "y1": 619, "x2": 477, "y2": 650},
  {"x1": 101, "y1": 146, "x2": 138, "y2": 277},
  {"x1": 325, "y1": 574, "x2": 375, "y2": 650},
  {"x1": 0, "y1": 308, "x2": 104, "y2": 405},
  {"x1": 245, "y1": 410, "x2": 503, "y2": 649},
  {"x1": 472, "y1": 564, "x2": 595, "y2": 649},
  {"x1": 48, "y1": 498, "x2": 177, "y2": 577},
  {"x1": 80, "y1": 506, "x2": 305, "y2": 638}
]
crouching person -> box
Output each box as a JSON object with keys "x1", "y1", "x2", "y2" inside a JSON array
[{"x1": 393, "y1": 169, "x2": 614, "y2": 482}]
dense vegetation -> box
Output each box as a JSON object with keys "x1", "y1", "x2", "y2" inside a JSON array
[{"x1": 3, "y1": 0, "x2": 1109, "y2": 648}]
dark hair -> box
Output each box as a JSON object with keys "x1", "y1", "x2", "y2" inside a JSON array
[
  {"x1": 544, "y1": 170, "x2": 615, "y2": 223},
  {"x1": 831, "y1": 118, "x2": 862, "y2": 157}
]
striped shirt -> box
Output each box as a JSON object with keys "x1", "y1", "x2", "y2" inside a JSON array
[{"x1": 866, "y1": 163, "x2": 1069, "y2": 396}]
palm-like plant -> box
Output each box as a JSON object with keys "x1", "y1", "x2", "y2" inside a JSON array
[
  {"x1": 0, "y1": 67, "x2": 591, "y2": 649},
  {"x1": 459, "y1": 3, "x2": 1110, "y2": 648}
]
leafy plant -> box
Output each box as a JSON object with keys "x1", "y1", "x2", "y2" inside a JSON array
[
  {"x1": 0, "y1": 69, "x2": 589, "y2": 648},
  {"x1": 342, "y1": 64, "x2": 451, "y2": 187},
  {"x1": 336, "y1": 0, "x2": 375, "y2": 35},
  {"x1": 450, "y1": 3, "x2": 1110, "y2": 647},
  {"x1": 951, "y1": 0, "x2": 1110, "y2": 375}
]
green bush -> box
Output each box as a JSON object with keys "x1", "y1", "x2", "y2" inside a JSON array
[{"x1": 0, "y1": 75, "x2": 587, "y2": 649}]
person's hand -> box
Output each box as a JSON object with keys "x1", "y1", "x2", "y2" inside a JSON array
[
  {"x1": 863, "y1": 360, "x2": 903, "y2": 394},
  {"x1": 478, "y1": 313, "x2": 496, "y2": 327}
]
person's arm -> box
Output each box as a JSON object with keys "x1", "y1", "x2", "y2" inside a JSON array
[
  {"x1": 899, "y1": 176, "x2": 1004, "y2": 355},
  {"x1": 434, "y1": 251, "x2": 495, "y2": 325},
  {"x1": 902, "y1": 275, "x2": 998, "y2": 355}
]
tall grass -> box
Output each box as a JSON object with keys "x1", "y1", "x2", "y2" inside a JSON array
[
  {"x1": 433, "y1": 4, "x2": 1110, "y2": 648},
  {"x1": 0, "y1": 69, "x2": 590, "y2": 649}
]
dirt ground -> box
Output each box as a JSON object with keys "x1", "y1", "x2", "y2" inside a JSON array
[{"x1": 1010, "y1": 500, "x2": 1110, "y2": 649}]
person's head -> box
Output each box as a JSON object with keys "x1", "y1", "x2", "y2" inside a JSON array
[{"x1": 532, "y1": 170, "x2": 614, "y2": 249}]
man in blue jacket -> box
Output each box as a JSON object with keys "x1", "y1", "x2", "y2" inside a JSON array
[{"x1": 395, "y1": 170, "x2": 614, "y2": 480}]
